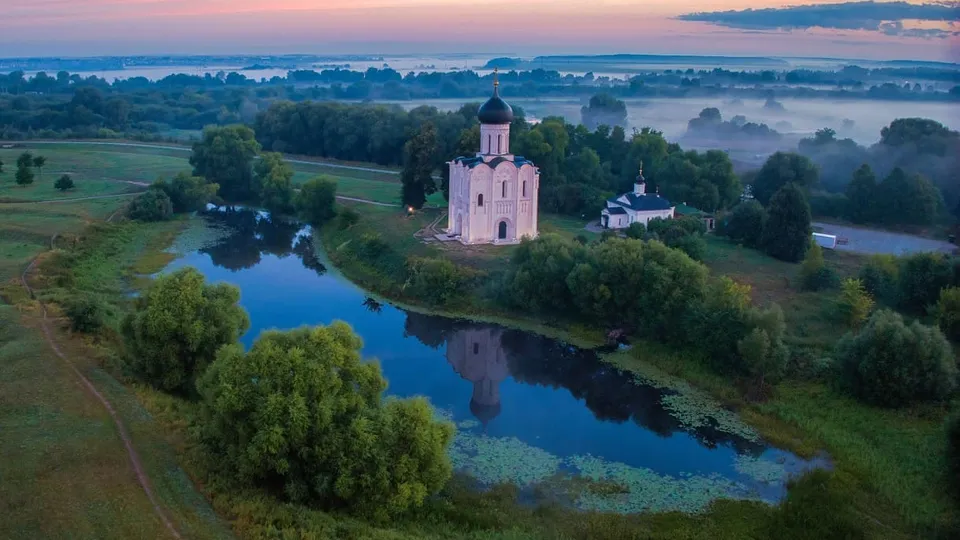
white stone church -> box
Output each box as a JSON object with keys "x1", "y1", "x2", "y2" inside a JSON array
[
  {"x1": 601, "y1": 166, "x2": 675, "y2": 229},
  {"x1": 445, "y1": 74, "x2": 539, "y2": 245}
]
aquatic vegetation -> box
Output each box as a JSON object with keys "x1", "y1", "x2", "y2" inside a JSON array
[
  {"x1": 735, "y1": 455, "x2": 788, "y2": 487},
  {"x1": 166, "y1": 218, "x2": 230, "y2": 256},
  {"x1": 449, "y1": 433, "x2": 563, "y2": 486},
  {"x1": 457, "y1": 419, "x2": 480, "y2": 430},
  {"x1": 567, "y1": 454, "x2": 759, "y2": 514},
  {"x1": 604, "y1": 351, "x2": 761, "y2": 443}
]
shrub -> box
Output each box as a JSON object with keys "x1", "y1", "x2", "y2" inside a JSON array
[
  {"x1": 153, "y1": 172, "x2": 218, "y2": 213},
  {"x1": 858, "y1": 254, "x2": 899, "y2": 303},
  {"x1": 296, "y1": 176, "x2": 338, "y2": 226},
  {"x1": 358, "y1": 233, "x2": 390, "y2": 260},
  {"x1": 836, "y1": 309, "x2": 957, "y2": 407},
  {"x1": 337, "y1": 207, "x2": 360, "y2": 230},
  {"x1": 838, "y1": 279, "x2": 874, "y2": 329},
  {"x1": 935, "y1": 287, "x2": 960, "y2": 342},
  {"x1": 724, "y1": 200, "x2": 766, "y2": 248},
  {"x1": 404, "y1": 256, "x2": 478, "y2": 306},
  {"x1": 667, "y1": 233, "x2": 707, "y2": 261},
  {"x1": 122, "y1": 267, "x2": 249, "y2": 394},
  {"x1": 625, "y1": 222, "x2": 646, "y2": 239},
  {"x1": 799, "y1": 242, "x2": 838, "y2": 291},
  {"x1": 128, "y1": 189, "x2": 174, "y2": 222},
  {"x1": 63, "y1": 294, "x2": 111, "y2": 334},
  {"x1": 897, "y1": 252, "x2": 953, "y2": 314},
  {"x1": 197, "y1": 324, "x2": 454, "y2": 519},
  {"x1": 54, "y1": 174, "x2": 74, "y2": 191}
]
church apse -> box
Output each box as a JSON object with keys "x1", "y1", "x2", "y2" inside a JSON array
[{"x1": 446, "y1": 327, "x2": 510, "y2": 428}]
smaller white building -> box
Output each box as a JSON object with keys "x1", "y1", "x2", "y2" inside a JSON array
[{"x1": 601, "y1": 167, "x2": 675, "y2": 229}]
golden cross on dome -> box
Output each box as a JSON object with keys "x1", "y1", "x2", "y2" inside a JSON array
[
  {"x1": 639, "y1": 161, "x2": 644, "y2": 175},
  {"x1": 493, "y1": 67, "x2": 500, "y2": 88}
]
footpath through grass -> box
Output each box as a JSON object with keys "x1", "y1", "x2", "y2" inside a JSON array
[{"x1": 0, "y1": 172, "x2": 231, "y2": 538}]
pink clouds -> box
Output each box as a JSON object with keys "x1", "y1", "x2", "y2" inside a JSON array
[{"x1": 0, "y1": 0, "x2": 955, "y2": 61}]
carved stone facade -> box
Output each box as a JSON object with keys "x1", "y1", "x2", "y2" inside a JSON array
[{"x1": 446, "y1": 76, "x2": 539, "y2": 245}]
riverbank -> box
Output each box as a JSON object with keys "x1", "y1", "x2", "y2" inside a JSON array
[
  {"x1": 317, "y1": 202, "x2": 957, "y2": 538},
  {"x1": 11, "y1": 212, "x2": 850, "y2": 540}
]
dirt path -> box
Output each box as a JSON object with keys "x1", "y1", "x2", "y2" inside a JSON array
[{"x1": 19, "y1": 257, "x2": 182, "y2": 539}]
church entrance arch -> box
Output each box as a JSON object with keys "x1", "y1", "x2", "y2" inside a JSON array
[
  {"x1": 455, "y1": 212, "x2": 463, "y2": 236},
  {"x1": 497, "y1": 220, "x2": 508, "y2": 240}
]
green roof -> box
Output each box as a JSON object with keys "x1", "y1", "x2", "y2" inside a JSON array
[{"x1": 675, "y1": 203, "x2": 708, "y2": 216}]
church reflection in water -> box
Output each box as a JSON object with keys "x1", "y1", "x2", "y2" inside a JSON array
[
  {"x1": 404, "y1": 312, "x2": 765, "y2": 455},
  {"x1": 446, "y1": 327, "x2": 510, "y2": 428}
]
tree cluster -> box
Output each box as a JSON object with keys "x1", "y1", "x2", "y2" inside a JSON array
[
  {"x1": 503, "y1": 234, "x2": 788, "y2": 381},
  {"x1": 121, "y1": 266, "x2": 454, "y2": 518},
  {"x1": 198, "y1": 324, "x2": 454, "y2": 519},
  {"x1": 798, "y1": 120, "x2": 958, "y2": 218},
  {"x1": 835, "y1": 309, "x2": 957, "y2": 408}
]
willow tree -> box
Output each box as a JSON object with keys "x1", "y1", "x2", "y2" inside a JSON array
[
  {"x1": 122, "y1": 267, "x2": 249, "y2": 393},
  {"x1": 197, "y1": 323, "x2": 454, "y2": 519}
]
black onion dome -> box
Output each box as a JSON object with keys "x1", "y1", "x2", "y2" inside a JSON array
[
  {"x1": 478, "y1": 86, "x2": 514, "y2": 125},
  {"x1": 470, "y1": 398, "x2": 502, "y2": 426}
]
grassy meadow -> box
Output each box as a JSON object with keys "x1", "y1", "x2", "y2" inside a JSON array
[{"x1": 0, "y1": 141, "x2": 956, "y2": 539}]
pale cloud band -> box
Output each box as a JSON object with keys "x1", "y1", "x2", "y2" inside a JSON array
[{"x1": 0, "y1": 0, "x2": 955, "y2": 61}]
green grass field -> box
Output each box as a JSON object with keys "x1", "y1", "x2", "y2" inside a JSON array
[
  {"x1": 0, "y1": 144, "x2": 235, "y2": 539},
  {"x1": 4, "y1": 142, "x2": 433, "y2": 207}
]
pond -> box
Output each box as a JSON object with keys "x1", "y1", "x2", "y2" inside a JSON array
[{"x1": 164, "y1": 207, "x2": 825, "y2": 514}]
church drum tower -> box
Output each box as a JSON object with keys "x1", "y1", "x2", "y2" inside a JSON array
[{"x1": 446, "y1": 70, "x2": 540, "y2": 245}]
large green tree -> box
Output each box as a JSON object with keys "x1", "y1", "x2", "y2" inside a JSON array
[
  {"x1": 127, "y1": 189, "x2": 173, "y2": 222},
  {"x1": 32, "y1": 155, "x2": 46, "y2": 179},
  {"x1": 836, "y1": 309, "x2": 957, "y2": 407},
  {"x1": 123, "y1": 267, "x2": 250, "y2": 393},
  {"x1": 190, "y1": 125, "x2": 261, "y2": 202},
  {"x1": 197, "y1": 324, "x2": 454, "y2": 518},
  {"x1": 876, "y1": 167, "x2": 940, "y2": 226},
  {"x1": 760, "y1": 183, "x2": 812, "y2": 263},
  {"x1": 255, "y1": 152, "x2": 296, "y2": 214},
  {"x1": 295, "y1": 175, "x2": 338, "y2": 226},
  {"x1": 153, "y1": 172, "x2": 218, "y2": 213},
  {"x1": 751, "y1": 152, "x2": 819, "y2": 205},
  {"x1": 844, "y1": 164, "x2": 878, "y2": 224},
  {"x1": 401, "y1": 122, "x2": 439, "y2": 209},
  {"x1": 724, "y1": 200, "x2": 766, "y2": 248}
]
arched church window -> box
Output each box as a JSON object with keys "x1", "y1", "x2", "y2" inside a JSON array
[
  {"x1": 522, "y1": 181, "x2": 526, "y2": 197},
  {"x1": 473, "y1": 343, "x2": 479, "y2": 354},
  {"x1": 502, "y1": 181, "x2": 507, "y2": 198},
  {"x1": 487, "y1": 135, "x2": 492, "y2": 153},
  {"x1": 478, "y1": 193, "x2": 484, "y2": 207},
  {"x1": 497, "y1": 134, "x2": 502, "y2": 154}
]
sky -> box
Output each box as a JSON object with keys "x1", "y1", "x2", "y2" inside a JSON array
[{"x1": 1, "y1": 0, "x2": 958, "y2": 61}]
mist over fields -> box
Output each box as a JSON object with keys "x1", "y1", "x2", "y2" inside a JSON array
[{"x1": 384, "y1": 95, "x2": 958, "y2": 165}]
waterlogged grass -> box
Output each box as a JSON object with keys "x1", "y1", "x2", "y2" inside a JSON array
[
  {"x1": 569, "y1": 455, "x2": 758, "y2": 514},
  {"x1": 165, "y1": 216, "x2": 232, "y2": 257},
  {"x1": 603, "y1": 349, "x2": 761, "y2": 443},
  {"x1": 452, "y1": 434, "x2": 564, "y2": 486},
  {"x1": 608, "y1": 341, "x2": 954, "y2": 537},
  {"x1": 734, "y1": 455, "x2": 789, "y2": 485}
]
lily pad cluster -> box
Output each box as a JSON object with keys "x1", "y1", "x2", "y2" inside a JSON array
[{"x1": 166, "y1": 219, "x2": 230, "y2": 256}]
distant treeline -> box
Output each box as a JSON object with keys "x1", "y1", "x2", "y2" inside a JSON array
[{"x1": 0, "y1": 65, "x2": 957, "y2": 103}]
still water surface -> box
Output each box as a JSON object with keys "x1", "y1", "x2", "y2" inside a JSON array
[{"x1": 165, "y1": 208, "x2": 822, "y2": 513}]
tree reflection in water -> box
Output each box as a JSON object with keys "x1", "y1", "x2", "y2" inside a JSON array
[
  {"x1": 199, "y1": 207, "x2": 326, "y2": 276},
  {"x1": 404, "y1": 311, "x2": 765, "y2": 456}
]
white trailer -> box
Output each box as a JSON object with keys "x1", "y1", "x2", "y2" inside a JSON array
[{"x1": 813, "y1": 232, "x2": 837, "y2": 249}]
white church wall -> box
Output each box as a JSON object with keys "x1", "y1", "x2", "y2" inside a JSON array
[{"x1": 480, "y1": 124, "x2": 511, "y2": 156}]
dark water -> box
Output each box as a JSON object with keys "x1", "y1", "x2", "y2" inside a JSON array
[{"x1": 166, "y1": 208, "x2": 821, "y2": 512}]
